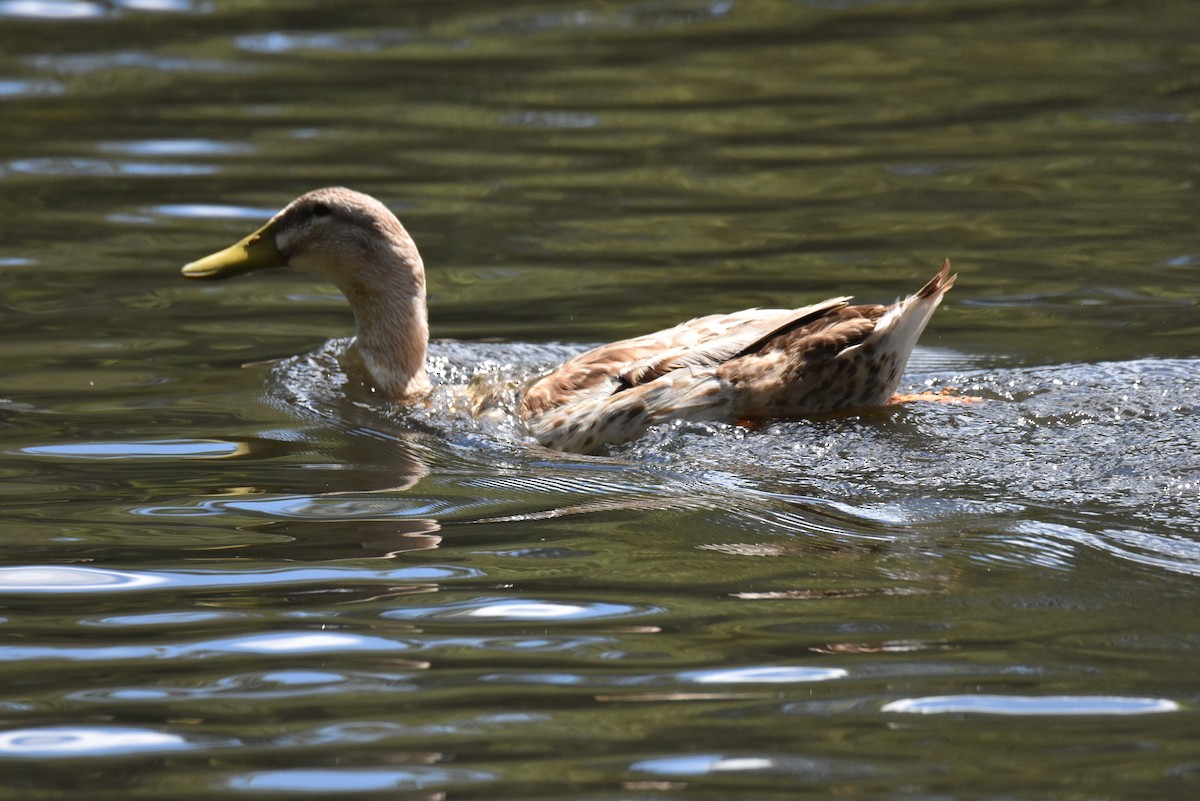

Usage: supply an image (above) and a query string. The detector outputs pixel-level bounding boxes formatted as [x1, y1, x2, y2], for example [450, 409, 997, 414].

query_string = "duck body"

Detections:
[522, 264, 954, 452]
[182, 187, 955, 454]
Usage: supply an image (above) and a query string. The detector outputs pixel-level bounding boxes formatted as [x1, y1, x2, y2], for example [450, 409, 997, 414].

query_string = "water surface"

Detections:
[1, 0, 1198, 798]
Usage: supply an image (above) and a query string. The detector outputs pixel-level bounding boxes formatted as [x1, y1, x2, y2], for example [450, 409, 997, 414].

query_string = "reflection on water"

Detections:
[1, 0, 1199, 798]
[0, 726, 197, 758]
[882, 695, 1181, 716]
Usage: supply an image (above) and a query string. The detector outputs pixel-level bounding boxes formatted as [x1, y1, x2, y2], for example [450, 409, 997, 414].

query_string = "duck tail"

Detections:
[866, 258, 956, 364]
[913, 257, 956, 302]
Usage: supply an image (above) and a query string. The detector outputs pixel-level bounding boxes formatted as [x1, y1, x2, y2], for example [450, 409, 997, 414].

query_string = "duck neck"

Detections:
[337, 251, 431, 399]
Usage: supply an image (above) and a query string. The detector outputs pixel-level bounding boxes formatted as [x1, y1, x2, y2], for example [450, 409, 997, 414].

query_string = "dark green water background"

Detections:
[1, 1, 1198, 798]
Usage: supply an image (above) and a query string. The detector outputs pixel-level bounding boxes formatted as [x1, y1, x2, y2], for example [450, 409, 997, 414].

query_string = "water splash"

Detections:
[261, 340, 1200, 577]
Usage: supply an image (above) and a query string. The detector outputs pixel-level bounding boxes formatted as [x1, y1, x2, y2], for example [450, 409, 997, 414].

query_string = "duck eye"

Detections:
[311, 202, 332, 218]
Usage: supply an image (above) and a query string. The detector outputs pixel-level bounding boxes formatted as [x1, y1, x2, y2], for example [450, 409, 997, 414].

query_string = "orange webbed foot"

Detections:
[889, 388, 983, 405]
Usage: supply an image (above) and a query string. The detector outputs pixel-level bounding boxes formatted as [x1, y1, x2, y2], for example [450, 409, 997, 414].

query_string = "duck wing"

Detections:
[616, 296, 853, 388]
[522, 296, 851, 417]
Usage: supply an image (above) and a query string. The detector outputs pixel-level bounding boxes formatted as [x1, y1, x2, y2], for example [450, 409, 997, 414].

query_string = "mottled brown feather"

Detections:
[522, 260, 955, 452]
[183, 186, 955, 455]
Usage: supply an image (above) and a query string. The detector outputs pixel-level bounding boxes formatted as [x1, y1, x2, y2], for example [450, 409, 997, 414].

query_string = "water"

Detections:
[2, 0, 1199, 798]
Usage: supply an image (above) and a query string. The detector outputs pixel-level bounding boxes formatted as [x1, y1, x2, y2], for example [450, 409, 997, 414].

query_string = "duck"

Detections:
[182, 187, 956, 453]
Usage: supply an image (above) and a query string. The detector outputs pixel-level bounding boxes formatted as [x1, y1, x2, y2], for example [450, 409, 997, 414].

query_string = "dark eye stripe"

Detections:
[311, 202, 332, 217]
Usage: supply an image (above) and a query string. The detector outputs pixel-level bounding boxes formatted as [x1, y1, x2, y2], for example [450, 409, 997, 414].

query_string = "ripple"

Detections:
[18, 438, 249, 460]
[0, 0, 197, 14]
[83, 610, 235, 627]
[882, 695, 1181, 716]
[631, 752, 874, 779]
[885, 162, 974, 176]
[27, 51, 240, 74]
[136, 494, 448, 521]
[0, 0, 104, 19]
[67, 670, 421, 704]
[152, 202, 278, 219]
[1015, 521, 1200, 577]
[226, 767, 493, 793]
[0, 566, 165, 592]
[7, 158, 216, 177]
[0, 78, 65, 98]
[634, 358, 1200, 550]
[633, 754, 774, 776]
[275, 722, 432, 748]
[222, 632, 383, 654]
[679, 665, 848, 684]
[117, 0, 201, 11]
[0, 726, 194, 758]
[257, 670, 350, 686]
[1095, 110, 1189, 125]
[0, 564, 477, 594]
[0, 631, 414, 663]
[98, 139, 253, 156]
[480, 0, 732, 35]
[383, 597, 651, 623]
[502, 110, 600, 129]
[234, 29, 459, 55]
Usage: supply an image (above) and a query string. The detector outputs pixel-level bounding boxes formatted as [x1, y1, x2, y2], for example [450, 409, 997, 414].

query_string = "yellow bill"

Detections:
[181, 218, 284, 280]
